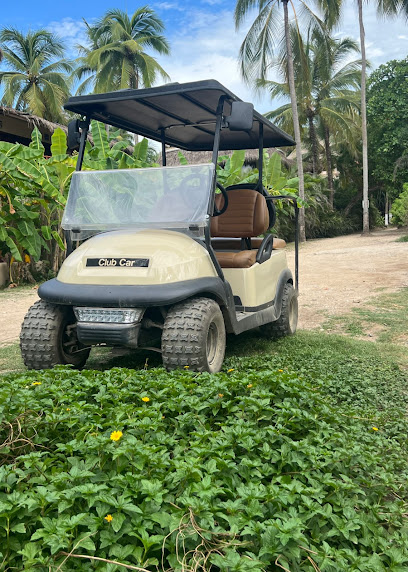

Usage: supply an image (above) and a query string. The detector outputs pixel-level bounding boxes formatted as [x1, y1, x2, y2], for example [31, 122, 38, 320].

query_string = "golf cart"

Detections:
[20, 80, 299, 373]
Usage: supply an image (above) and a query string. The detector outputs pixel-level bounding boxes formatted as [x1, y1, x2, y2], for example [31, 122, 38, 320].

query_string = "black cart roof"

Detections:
[64, 79, 295, 151]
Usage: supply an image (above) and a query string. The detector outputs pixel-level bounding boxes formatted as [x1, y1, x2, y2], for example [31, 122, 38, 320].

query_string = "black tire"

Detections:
[162, 297, 226, 373]
[20, 300, 90, 370]
[260, 282, 298, 339]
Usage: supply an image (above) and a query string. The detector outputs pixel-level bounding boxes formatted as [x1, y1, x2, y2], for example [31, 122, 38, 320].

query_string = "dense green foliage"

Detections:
[367, 58, 408, 198]
[1, 333, 408, 571]
[391, 184, 408, 227]
[0, 124, 156, 271]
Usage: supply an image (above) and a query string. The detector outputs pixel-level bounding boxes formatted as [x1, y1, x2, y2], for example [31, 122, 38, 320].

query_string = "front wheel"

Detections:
[20, 300, 90, 370]
[162, 297, 226, 373]
[260, 282, 298, 339]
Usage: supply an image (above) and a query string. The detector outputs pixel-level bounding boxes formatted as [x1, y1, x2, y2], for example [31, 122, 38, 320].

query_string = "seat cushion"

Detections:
[215, 250, 257, 269]
[212, 237, 287, 250]
[211, 189, 269, 237]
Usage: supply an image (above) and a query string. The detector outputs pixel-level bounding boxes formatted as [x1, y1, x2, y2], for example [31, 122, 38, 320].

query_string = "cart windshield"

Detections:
[62, 164, 215, 239]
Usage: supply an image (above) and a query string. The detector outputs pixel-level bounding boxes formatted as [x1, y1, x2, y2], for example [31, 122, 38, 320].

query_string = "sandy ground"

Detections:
[287, 227, 408, 329]
[0, 227, 407, 346]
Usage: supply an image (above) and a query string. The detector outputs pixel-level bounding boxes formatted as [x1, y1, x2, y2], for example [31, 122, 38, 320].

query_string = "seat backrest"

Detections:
[211, 188, 269, 238]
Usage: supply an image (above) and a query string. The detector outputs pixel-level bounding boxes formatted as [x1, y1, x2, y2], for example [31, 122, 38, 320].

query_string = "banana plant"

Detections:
[83, 120, 157, 170]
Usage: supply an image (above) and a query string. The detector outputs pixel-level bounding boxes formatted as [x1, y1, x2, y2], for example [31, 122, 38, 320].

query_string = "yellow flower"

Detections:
[247, 384, 253, 388]
[141, 396, 150, 402]
[227, 368, 234, 373]
[24, 254, 31, 264]
[110, 430, 123, 442]
[104, 514, 113, 522]
[32, 382, 42, 386]
[218, 393, 224, 398]
[278, 369, 283, 373]
[66, 408, 70, 411]
[184, 365, 189, 369]
[372, 427, 379, 431]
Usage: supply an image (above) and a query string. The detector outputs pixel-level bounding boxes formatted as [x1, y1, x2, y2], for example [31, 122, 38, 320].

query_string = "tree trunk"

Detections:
[283, 0, 306, 242]
[324, 125, 335, 208]
[308, 114, 319, 176]
[358, 0, 370, 234]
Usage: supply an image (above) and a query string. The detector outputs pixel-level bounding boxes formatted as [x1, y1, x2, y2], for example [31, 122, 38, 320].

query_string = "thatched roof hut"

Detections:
[161, 147, 293, 168]
[0, 106, 66, 153]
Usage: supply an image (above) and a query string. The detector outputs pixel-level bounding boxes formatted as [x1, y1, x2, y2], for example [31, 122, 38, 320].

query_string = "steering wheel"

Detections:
[213, 182, 229, 216]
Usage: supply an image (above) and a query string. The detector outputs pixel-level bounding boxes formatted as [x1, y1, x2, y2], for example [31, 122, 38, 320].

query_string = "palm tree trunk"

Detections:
[308, 114, 319, 176]
[283, 0, 306, 242]
[358, 0, 370, 234]
[324, 125, 334, 208]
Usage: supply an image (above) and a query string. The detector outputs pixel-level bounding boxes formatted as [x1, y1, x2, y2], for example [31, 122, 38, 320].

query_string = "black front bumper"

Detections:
[38, 277, 229, 308]
[77, 322, 141, 348]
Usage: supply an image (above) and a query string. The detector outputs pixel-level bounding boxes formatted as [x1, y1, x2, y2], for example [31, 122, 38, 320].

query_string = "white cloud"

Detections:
[153, 2, 183, 11]
[47, 17, 89, 58]
[156, 8, 281, 114]
[336, 0, 408, 67]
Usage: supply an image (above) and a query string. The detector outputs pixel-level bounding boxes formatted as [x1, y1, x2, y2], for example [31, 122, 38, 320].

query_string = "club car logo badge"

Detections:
[86, 258, 149, 268]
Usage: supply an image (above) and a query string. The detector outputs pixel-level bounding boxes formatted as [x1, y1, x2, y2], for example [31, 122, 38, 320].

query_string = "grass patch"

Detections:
[395, 234, 408, 242]
[323, 288, 408, 367]
[1, 330, 408, 570]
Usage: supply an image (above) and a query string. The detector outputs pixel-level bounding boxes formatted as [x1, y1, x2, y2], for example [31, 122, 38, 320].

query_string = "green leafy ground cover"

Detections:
[1, 331, 408, 571]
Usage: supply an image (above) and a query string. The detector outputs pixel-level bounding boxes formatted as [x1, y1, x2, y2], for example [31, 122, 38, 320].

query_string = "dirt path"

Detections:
[0, 227, 407, 346]
[287, 227, 408, 329]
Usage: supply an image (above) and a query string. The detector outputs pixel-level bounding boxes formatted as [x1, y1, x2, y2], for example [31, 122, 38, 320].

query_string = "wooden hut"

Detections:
[0, 106, 66, 154]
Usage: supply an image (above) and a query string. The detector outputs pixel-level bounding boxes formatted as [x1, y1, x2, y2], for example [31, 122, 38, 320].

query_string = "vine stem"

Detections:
[60, 553, 151, 571]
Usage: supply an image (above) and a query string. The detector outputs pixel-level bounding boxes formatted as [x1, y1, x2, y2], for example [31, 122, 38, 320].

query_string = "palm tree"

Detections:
[235, 0, 340, 241]
[0, 28, 72, 123]
[324, 0, 401, 232]
[261, 29, 361, 206]
[75, 7, 170, 94]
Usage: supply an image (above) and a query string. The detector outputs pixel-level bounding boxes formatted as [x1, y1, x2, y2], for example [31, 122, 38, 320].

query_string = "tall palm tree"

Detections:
[324, 0, 401, 232]
[235, 0, 340, 241]
[261, 29, 361, 206]
[0, 28, 72, 123]
[75, 7, 170, 94]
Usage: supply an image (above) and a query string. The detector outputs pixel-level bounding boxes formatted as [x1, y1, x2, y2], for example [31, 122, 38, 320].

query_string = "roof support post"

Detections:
[258, 122, 264, 190]
[161, 129, 166, 166]
[211, 95, 228, 165]
[76, 116, 90, 172]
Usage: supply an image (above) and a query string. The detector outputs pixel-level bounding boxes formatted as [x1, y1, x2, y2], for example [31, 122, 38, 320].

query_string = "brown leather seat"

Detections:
[210, 189, 285, 268]
[212, 237, 287, 251]
[215, 250, 257, 269]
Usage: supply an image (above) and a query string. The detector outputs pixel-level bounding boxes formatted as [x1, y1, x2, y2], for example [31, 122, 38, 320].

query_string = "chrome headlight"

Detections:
[74, 307, 143, 324]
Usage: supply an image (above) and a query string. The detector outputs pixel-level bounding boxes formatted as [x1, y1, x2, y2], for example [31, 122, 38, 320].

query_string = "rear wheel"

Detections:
[260, 282, 298, 339]
[162, 297, 226, 373]
[20, 300, 90, 370]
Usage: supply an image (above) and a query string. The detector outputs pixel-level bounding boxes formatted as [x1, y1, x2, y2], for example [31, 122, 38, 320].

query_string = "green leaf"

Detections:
[41, 226, 52, 241]
[264, 152, 281, 189]
[111, 513, 126, 533]
[5, 236, 22, 261]
[134, 138, 148, 162]
[51, 128, 67, 156]
[51, 231, 66, 251]
[11, 523, 26, 533]
[30, 127, 45, 153]
[91, 120, 110, 159]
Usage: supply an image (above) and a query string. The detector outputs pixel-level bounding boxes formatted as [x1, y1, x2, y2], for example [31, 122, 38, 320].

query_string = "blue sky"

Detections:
[2, 0, 408, 114]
